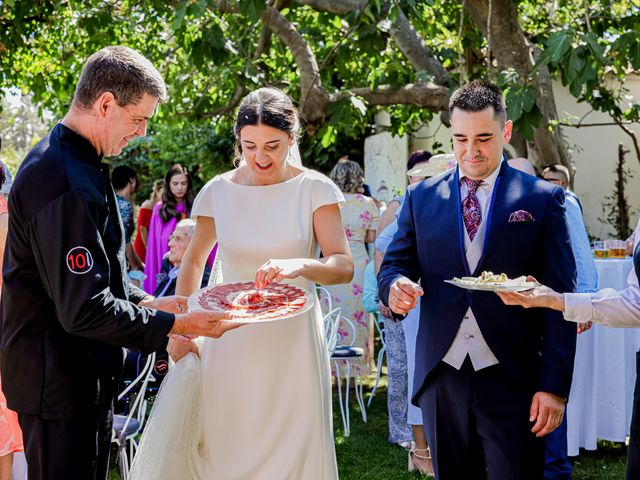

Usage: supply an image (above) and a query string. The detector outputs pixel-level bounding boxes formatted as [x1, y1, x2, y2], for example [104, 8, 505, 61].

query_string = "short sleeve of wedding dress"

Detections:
[306, 170, 346, 211]
[191, 176, 219, 219]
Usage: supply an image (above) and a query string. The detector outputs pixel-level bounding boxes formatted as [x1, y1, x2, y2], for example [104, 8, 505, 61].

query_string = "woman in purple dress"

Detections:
[143, 164, 194, 293]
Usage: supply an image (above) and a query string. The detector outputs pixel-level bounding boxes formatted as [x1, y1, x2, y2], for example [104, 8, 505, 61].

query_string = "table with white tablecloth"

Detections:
[567, 257, 638, 456]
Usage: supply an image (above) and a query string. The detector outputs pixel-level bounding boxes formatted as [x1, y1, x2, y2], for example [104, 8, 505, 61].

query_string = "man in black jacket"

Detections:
[0, 46, 239, 480]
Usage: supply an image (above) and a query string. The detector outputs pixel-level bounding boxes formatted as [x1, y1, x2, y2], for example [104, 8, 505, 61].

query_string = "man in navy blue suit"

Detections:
[378, 80, 577, 479]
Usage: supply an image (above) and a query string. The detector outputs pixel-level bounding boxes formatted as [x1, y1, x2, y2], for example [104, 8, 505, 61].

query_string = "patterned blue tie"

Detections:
[634, 241, 639, 280]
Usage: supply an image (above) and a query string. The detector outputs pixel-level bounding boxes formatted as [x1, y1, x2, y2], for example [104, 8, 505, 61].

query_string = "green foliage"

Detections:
[0, 91, 53, 174]
[115, 118, 235, 201]
[532, 4, 640, 125]
[2, 0, 639, 177]
[504, 85, 541, 139]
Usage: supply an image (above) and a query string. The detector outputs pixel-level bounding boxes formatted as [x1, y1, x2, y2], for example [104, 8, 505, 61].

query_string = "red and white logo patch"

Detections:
[66, 247, 94, 275]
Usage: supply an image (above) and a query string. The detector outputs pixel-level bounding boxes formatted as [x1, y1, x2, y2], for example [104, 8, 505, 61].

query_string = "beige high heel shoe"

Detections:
[408, 446, 434, 477]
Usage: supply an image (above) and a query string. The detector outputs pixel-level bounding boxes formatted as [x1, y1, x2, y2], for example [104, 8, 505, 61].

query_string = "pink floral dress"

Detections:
[325, 193, 379, 376]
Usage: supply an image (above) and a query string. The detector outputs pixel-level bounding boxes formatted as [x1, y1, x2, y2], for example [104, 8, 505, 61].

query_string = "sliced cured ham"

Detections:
[193, 281, 309, 321]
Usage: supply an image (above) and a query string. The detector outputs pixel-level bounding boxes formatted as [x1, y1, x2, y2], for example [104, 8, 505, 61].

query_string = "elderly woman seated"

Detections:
[120, 219, 212, 397]
[154, 219, 211, 298]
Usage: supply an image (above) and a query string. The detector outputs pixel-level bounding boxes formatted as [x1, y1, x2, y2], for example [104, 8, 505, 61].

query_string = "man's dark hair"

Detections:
[543, 164, 570, 184]
[73, 46, 167, 109]
[0, 163, 6, 191]
[111, 165, 137, 191]
[407, 150, 432, 171]
[448, 80, 507, 125]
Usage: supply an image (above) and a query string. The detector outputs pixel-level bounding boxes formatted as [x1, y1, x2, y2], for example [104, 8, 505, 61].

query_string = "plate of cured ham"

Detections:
[188, 281, 315, 322]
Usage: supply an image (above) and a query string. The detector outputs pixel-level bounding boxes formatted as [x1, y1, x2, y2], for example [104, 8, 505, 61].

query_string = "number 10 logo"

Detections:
[66, 247, 94, 275]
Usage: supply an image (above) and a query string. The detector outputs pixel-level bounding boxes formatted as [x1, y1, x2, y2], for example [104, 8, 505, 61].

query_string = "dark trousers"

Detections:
[626, 350, 640, 480]
[544, 413, 571, 479]
[417, 359, 546, 480]
[19, 405, 113, 480]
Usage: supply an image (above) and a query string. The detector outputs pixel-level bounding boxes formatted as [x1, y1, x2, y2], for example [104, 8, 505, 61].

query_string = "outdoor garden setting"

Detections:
[1, 1, 640, 479]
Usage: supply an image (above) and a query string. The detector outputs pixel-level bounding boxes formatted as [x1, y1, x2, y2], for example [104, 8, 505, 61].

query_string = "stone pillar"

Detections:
[364, 131, 408, 204]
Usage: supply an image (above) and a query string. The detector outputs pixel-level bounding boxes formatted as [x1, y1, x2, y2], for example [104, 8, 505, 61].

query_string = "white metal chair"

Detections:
[317, 286, 333, 314]
[323, 307, 342, 356]
[318, 286, 368, 436]
[112, 351, 156, 480]
[368, 311, 386, 407]
[331, 315, 367, 437]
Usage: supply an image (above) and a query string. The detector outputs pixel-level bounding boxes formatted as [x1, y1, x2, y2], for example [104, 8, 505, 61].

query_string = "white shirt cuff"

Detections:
[563, 293, 593, 323]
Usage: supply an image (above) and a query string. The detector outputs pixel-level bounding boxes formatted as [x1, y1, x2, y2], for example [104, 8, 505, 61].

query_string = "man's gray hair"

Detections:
[176, 219, 196, 238]
[73, 46, 167, 109]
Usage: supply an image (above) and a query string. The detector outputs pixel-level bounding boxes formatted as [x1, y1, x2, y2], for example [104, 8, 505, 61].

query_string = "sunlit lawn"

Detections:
[109, 369, 627, 479]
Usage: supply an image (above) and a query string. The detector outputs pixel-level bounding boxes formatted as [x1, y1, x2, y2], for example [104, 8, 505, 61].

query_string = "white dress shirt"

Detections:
[563, 219, 640, 327]
[442, 164, 502, 371]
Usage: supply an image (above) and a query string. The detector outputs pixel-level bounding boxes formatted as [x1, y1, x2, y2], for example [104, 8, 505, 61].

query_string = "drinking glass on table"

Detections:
[593, 241, 609, 259]
[609, 240, 627, 259]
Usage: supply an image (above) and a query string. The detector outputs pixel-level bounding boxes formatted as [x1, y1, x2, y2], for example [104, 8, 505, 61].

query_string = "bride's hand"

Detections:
[167, 336, 199, 362]
[255, 258, 308, 288]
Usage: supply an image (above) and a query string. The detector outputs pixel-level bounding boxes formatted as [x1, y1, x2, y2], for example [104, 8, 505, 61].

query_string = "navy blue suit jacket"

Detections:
[378, 161, 577, 402]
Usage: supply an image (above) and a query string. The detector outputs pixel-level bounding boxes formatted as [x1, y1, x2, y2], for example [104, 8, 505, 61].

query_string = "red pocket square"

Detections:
[508, 210, 535, 223]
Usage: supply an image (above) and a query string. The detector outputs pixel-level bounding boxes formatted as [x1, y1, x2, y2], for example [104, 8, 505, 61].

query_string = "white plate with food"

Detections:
[444, 271, 538, 292]
[188, 281, 315, 323]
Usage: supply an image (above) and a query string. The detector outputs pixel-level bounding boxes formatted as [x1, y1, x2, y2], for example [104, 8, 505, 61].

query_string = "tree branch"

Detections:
[214, 1, 240, 13]
[261, 6, 330, 122]
[615, 119, 640, 169]
[193, 85, 245, 118]
[389, 5, 455, 88]
[464, 0, 570, 169]
[294, 0, 366, 14]
[211, 2, 450, 123]
[560, 121, 636, 127]
[333, 83, 449, 110]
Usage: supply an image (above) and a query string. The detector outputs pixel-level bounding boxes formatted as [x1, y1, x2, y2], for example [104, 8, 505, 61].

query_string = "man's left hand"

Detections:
[139, 295, 189, 314]
[378, 301, 393, 319]
[577, 321, 592, 334]
[529, 391, 565, 437]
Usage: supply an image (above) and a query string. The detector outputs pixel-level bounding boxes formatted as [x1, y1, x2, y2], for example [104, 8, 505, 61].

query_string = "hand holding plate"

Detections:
[495, 276, 565, 311]
[171, 310, 244, 338]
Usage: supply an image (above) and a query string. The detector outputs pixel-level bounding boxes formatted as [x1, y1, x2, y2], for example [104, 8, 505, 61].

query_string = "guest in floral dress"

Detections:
[0, 168, 23, 479]
[326, 158, 379, 375]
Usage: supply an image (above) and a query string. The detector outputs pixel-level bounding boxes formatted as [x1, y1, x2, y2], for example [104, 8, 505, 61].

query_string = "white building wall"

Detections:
[553, 76, 640, 239]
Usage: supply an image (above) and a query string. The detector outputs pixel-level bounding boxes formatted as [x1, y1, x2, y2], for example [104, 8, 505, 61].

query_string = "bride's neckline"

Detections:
[221, 168, 308, 187]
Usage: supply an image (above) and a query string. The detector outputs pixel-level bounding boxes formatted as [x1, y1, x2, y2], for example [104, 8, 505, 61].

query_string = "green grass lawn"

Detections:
[334, 373, 627, 479]
[109, 371, 627, 479]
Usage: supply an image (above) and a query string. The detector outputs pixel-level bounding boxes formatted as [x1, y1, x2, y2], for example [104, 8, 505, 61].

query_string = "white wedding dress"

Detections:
[131, 168, 342, 480]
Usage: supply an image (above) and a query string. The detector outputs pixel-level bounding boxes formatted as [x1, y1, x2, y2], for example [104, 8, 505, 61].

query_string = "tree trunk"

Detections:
[616, 143, 631, 239]
[464, 0, 570, 169]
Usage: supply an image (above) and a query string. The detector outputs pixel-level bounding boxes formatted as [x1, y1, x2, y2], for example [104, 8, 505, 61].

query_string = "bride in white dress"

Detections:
[131, 87, 352, 479]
